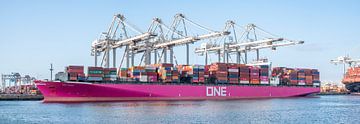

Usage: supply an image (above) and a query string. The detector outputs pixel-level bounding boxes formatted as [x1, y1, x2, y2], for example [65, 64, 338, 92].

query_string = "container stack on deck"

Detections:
[142, 65, 158, 82]
[103, 68, 117, 81]
[272, 67, 320, 86]
[66, 66, 85, 81]
[204, 65, 210, 83]
[304, 69, 312, 85]
[239, 65, 250, 84]
[312, 69, 320, 85]
[118, 68, 128, 81]
[158, 63, 173, 83]
[130, 66, 144, 81]
[228, 64, 239, 84]
[177, 65, 191, 83]
[297, 69, 306, 85]
[192, 65, 205, 83]
[172, 67, 180, 83]
[63, 63, 320, 86]
[87, 67, 103, 81]
[259, 65, 269, 84]
[249, 66, 260, 84]
[288, 69, 298, 85]
[209, 63, 228, 84]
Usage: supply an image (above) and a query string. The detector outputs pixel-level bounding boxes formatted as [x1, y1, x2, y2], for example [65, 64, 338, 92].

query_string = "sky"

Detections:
[0, 0, 359, 84]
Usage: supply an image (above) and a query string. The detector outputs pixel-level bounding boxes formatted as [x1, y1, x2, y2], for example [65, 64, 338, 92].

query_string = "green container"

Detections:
[88, 70, 103, 74]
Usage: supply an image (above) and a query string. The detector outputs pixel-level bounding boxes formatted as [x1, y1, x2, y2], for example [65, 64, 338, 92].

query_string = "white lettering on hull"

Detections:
[206, 86, 227, 96]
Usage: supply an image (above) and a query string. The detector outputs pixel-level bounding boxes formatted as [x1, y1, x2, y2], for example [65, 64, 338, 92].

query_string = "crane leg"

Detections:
[237, 51, 241, 64]
[218, 50, 221, 62]
[113, 48, 116, 68]
[256, 49, 259, 61]
[186, 44, 189, 65]
[131, 49, 135, 67]
[164, 48, 167, 63]
[245, 51, 248, 64]
[154, 50, 157, 64]
[126, 46, 129, 68]
[94, 50, 98, 67]
[170, 47, 174, 64]
[205, 51, 208, 65]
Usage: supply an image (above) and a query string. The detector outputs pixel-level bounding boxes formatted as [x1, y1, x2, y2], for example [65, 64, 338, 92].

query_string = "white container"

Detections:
[228, 69, 239, 72]
[298, 82, 306, 85]
[240, 81, 250, 84]
[140, 76, 148, 82]
[313, 83, 320, 86]
[260, 81, 269, 84]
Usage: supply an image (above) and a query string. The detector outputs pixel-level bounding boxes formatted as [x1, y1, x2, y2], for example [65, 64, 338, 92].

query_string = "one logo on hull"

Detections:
[206, 86, 227, 96]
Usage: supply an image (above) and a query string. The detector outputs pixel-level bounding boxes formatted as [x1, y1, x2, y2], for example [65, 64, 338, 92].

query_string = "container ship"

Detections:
[35, 13, 320, 102]
[35, 63, 320, 102]
[342, 67, 360, 92]
[331, 56, 360, 93]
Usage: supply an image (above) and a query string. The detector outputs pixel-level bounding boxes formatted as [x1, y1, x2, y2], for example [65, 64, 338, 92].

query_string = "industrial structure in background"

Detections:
[320, 82, 348, 94]
[331, 56, 360, 92]
[91, 13, 304, 69]
[1, 73, 38, 94]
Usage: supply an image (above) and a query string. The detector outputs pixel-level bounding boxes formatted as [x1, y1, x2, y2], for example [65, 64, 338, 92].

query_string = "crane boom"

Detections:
[194, 38, 284, 53]
[227, 40, 304, 52]
[112, 32, 156, 48]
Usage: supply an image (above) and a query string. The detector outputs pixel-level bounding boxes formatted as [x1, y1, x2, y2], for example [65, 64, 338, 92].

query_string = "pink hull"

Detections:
[35, 81, 320, 102]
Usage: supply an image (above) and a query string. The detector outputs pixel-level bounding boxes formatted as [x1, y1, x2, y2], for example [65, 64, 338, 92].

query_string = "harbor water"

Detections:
[1, 95, 359, 124]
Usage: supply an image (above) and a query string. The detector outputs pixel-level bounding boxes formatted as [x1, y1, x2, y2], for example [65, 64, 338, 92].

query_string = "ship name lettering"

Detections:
[206, 87, 227, 96]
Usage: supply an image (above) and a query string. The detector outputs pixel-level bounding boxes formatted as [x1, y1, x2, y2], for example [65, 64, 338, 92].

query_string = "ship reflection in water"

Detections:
[1, 95, 360, 123]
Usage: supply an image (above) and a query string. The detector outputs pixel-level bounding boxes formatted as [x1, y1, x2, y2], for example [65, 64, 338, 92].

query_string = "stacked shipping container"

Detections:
[209, 63, 228, 83]
[158, 63, 173, 83]
[259, 65, 269, 84]
[103, 68, 117, 81]
[297, 69, 306, 85]
[239, 65, 250, 84]
[228, 64, 239, 84]
[249, 66, 260, 84]
[192, 65, 205, 83]
[177, 65, 192, 83]
[272, 67, 320, 86]
[141, 65, 158, 82]
[129, 66, 144, 81]
[87, 67, 103, 81]
[118, 68, 128, 81]
[312, 69, 320, 85]
[64, 63, 320, 86]
[66, 66, 85, 81]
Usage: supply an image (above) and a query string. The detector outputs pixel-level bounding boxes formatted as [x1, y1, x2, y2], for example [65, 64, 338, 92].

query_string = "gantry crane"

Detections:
[195, 21, 304, 64]
[91, 14, 157, 68]
[134, 13, 230, 65]
[331, 56, 360, 76]
[93, 13, 304, 69]
[93, 13, 229, 68]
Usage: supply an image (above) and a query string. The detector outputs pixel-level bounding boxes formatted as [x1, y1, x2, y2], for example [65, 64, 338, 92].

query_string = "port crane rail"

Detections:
[195, 21, 304, 64]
